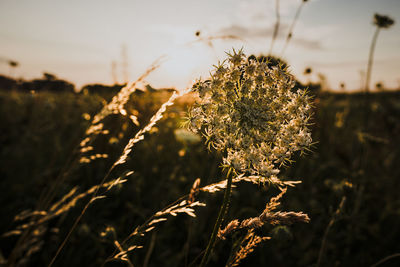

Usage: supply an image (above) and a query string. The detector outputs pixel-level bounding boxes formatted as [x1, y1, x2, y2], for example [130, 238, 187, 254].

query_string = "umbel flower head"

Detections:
[187, 48, 312, 178]
[373, 13, 395, 29]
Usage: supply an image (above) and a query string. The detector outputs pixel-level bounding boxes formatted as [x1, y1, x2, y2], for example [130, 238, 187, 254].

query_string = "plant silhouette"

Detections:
[365, 13, 395, 93]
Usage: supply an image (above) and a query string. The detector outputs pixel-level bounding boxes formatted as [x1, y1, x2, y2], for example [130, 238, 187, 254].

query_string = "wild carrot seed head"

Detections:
[187, 48, 312, 178]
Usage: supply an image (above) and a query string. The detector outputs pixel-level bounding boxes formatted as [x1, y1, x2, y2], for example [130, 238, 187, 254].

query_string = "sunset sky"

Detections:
[0, 0, 399, 91]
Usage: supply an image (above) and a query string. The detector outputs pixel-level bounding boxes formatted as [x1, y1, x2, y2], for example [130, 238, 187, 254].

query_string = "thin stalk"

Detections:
[371, 253, 400, 267]
[365, 27, 380, 93]
[48, 167, 114, 267]
[103, 184, 191, 266]
[269, 0, 280, 55]
[7, 117, 87, 266]
[143, 232, 157, 267]
[280, 1, 305, 56]
[48, 80, 176, 267]
[316, 196, 346, 267]
[199, 169, 234, 267]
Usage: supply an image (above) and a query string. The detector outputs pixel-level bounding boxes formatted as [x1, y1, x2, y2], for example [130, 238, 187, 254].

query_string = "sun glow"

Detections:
[158, 45, 212, 90]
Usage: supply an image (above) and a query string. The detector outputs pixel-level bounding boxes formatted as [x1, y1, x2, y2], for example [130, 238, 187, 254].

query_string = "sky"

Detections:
[0, 0, 399, 91]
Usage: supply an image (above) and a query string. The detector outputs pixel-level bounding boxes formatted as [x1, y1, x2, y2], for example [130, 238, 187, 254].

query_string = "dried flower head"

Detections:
[187, 48, 312, 178]
[373, 13, 395, 29]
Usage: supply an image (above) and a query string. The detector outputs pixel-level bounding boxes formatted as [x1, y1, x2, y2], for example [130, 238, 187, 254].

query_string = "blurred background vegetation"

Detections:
[0, 71, 400, 266]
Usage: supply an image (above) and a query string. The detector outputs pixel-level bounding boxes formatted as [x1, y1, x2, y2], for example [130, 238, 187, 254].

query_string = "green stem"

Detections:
[199, 169, 233, 267]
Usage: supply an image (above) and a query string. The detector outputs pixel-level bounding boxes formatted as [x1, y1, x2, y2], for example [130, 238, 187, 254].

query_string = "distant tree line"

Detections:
[0, 62, 321, 95]
[0, 73, 126, 94]
[0, 73, 75, 93]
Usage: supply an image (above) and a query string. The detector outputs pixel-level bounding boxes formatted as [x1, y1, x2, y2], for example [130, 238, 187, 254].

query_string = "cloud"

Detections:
[217, 24, 323, 50]
[236, 0, 303, 22]
[293, 38, 323, 50]
[219, 25, 264, 38]
[217, 24, 285, 39]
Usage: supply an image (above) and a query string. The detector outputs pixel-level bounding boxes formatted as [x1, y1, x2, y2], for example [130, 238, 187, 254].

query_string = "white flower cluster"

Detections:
[187, 49, 312, 178]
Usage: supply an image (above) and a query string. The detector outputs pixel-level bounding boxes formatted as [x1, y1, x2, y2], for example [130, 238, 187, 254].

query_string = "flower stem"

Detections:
[199, 169, 233, 267]
[365, 27, 380, 93]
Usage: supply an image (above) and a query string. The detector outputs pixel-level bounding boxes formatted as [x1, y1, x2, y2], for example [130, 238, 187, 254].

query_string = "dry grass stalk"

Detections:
[280, 0, 309, 56]
[3, 178, 127, 266]
[227, 229, 270, 267]
[104, 182, 205, 264]
[188, 178, 201, 204]
[316, 196, 346, 267]
[4, 178, 128, 239]
[6, 61, 165, 266]
[200, 174, 243, 193]
[79, 59, 162, 165]
[269, 0, 280, 55]
[217, 220, 240, 240]
[371, 253, 400, 267]
[113, 90, 180, 167]
[221, 188, 308, 266]
[14, 210, 48, 222]
[251, 211, 310, 227]
[200, 174, 300, 194]
[50, 87, 189, 266]
[265, 186, 287, 211]
[36, 60, 161, 214]
[113, 240, 137, 267]
[79, 153, 108, 164]
[154, 200, 205, 218]
[218, 188, 310, 240]
[91, 59, 161, 125]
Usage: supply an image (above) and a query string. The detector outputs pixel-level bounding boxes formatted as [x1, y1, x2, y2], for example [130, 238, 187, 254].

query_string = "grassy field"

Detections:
[1, 89, 400, 266]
